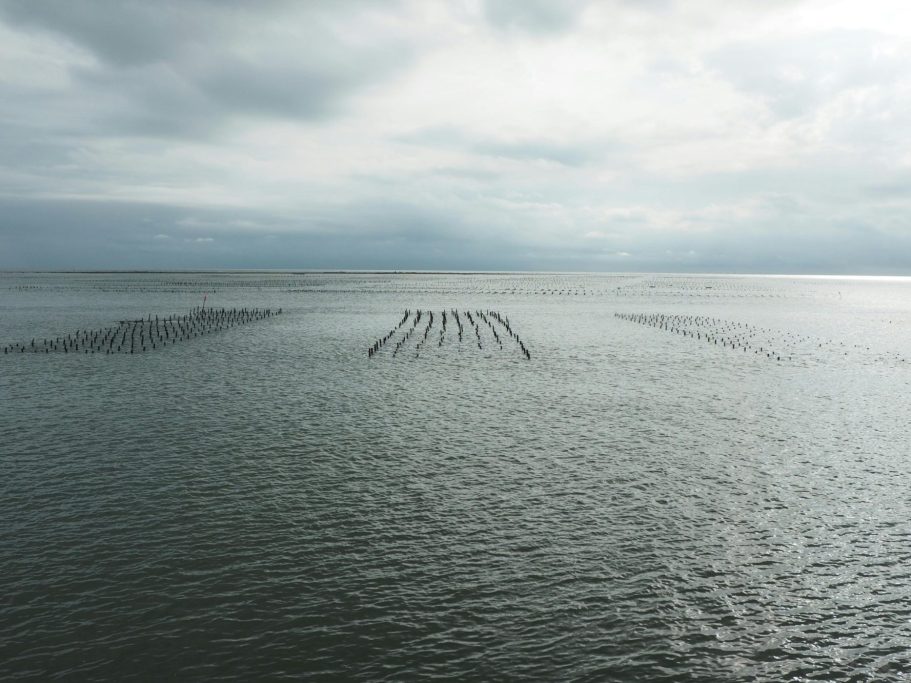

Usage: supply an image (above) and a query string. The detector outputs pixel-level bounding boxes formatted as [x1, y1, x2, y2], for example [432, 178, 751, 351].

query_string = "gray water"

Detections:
[1, 272, 910, 681]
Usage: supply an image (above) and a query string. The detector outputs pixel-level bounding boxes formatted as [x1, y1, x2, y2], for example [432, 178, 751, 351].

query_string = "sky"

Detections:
[1, 0, 910, 273]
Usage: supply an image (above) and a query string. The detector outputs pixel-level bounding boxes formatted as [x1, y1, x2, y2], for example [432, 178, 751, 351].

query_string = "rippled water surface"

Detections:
[2, 272, 910, 681]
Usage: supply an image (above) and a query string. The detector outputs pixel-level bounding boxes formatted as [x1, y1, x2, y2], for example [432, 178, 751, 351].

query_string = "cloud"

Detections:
[2, 0, 911, 273]
[863, 176, 911, 199]
[0, 0, 415, 137]
[476, 139, 599, 166]
[398, 126, 609, 167]
[707, 29, 910, 119]
[481, 0, 590, 34]
[0, 0, 204, 66]
[0, 196, 532, 271]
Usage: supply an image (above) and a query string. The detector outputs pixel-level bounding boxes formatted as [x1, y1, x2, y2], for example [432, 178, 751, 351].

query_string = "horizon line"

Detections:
[2, 269, 911, 280]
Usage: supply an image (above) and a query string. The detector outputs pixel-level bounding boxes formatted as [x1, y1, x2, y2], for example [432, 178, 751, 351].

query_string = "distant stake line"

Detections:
[614, 312, 907, 365]
[3, 306, 281, 355]
[369, 309, 531, 360]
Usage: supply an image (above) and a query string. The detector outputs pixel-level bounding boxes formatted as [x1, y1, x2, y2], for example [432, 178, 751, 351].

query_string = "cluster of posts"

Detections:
[615, 312, 789, 361]
[3, 306, 280, 355]
[368, 309, 530, 360]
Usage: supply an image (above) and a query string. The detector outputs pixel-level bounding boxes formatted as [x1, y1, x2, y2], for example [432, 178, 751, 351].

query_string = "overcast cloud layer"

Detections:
[1, 0, 910, 272]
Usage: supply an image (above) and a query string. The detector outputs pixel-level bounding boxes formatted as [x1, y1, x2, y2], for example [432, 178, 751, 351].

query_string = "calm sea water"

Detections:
[1, 272, 910, 681]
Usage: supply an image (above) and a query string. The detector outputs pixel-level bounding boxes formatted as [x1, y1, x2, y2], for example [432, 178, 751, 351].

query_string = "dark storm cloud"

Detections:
[0, 0, 215, 66]
[577, 219, 911, 275]
[481, 0, 589, 34]
[194, 55, 383, 122]
[480, 0, 674, 34]
[5, 195, 909, 275]
[676, 221, 911, 274]
[0, 197, 528, 271]
[70, 51, 397, 139]
[620, 0, 674, 10]
[0, 0, 413, 135]
[477, 140, 598, 166]
[862, 177, 911, 199]
[398, 126, 606, 167]
[0, 0, 368, 67]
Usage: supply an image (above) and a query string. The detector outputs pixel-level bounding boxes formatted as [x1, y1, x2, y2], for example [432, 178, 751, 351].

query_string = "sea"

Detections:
[1, 271, 909, 681]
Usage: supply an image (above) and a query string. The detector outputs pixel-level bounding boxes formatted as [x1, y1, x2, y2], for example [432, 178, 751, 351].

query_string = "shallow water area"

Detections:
[2, 272, 910, 681]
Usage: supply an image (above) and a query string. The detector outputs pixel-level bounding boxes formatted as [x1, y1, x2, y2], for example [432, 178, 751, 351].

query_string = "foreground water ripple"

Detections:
[2, 272, 910, 680]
